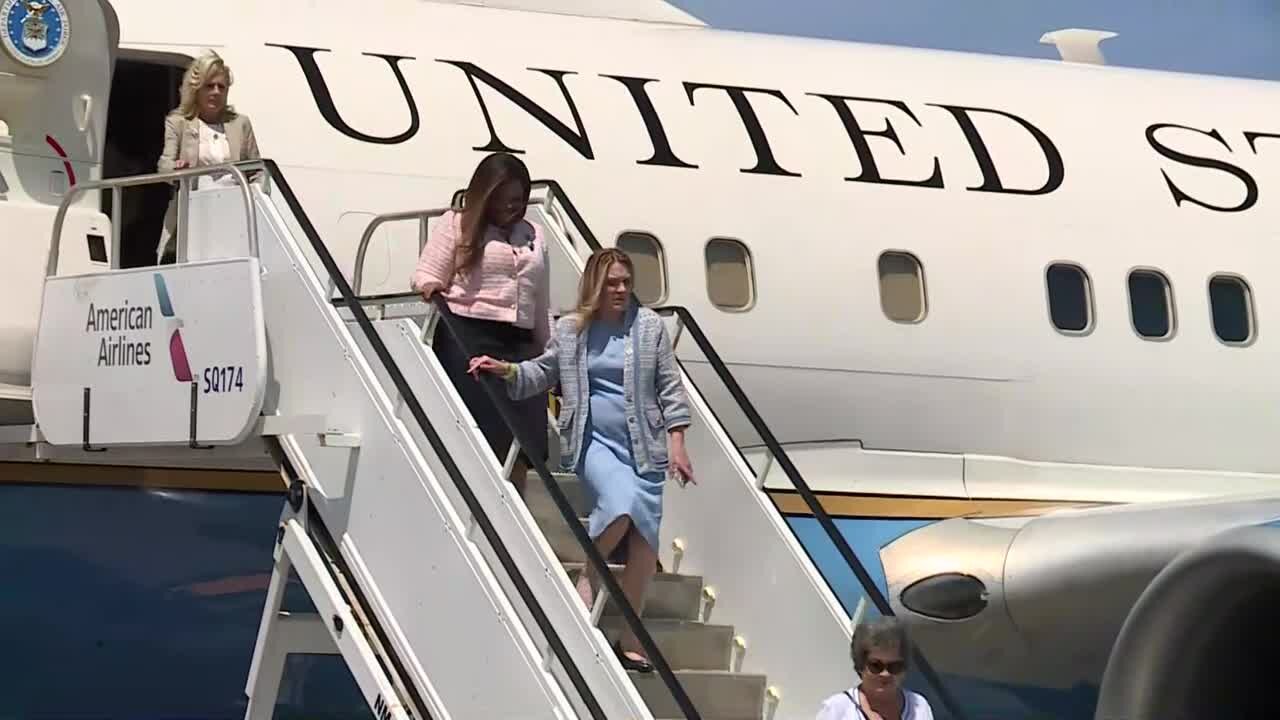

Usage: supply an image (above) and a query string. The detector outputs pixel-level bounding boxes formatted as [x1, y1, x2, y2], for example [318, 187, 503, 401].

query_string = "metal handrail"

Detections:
[47, 161, 261, 276]
[352, 207, 452, 295]
[256, 160, 612, 720]
[353, 181, 584, 297]
[429, 296, 703, 720]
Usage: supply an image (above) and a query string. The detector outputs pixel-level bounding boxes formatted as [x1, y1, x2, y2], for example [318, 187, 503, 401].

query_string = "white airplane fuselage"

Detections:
[5, 1, 1280, 717]
[93, 0, 1280, 497]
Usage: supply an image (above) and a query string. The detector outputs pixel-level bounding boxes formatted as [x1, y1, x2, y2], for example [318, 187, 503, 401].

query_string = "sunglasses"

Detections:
[865, 660, 907, 676]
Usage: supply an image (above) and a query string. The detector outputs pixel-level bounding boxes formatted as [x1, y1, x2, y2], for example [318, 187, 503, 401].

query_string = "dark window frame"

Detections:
[1207, 273, 1256, 347]
[1127, 267, 1177, 341]
[1043, 261, 1096, 336]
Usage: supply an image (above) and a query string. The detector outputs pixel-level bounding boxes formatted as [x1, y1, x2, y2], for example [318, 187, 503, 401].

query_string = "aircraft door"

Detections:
[1, 0, 118, 205]
[0, 0, 118, 387]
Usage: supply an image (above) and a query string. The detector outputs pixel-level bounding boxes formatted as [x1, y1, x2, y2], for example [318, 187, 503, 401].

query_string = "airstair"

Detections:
[19, 160, 970, 720]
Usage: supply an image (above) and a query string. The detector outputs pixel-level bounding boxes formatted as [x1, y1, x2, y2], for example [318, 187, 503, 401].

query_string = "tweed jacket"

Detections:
[507, 305, 691, 474]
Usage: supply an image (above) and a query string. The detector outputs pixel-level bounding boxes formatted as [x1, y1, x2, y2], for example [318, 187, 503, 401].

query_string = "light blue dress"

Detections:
[578, 317, 665, 552]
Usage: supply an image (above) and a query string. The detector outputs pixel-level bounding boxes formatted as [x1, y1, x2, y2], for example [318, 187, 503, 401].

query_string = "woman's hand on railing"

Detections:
[419, 285, 440, 303]
[668, 429, 695, 486]
[468, 355, 512, 380]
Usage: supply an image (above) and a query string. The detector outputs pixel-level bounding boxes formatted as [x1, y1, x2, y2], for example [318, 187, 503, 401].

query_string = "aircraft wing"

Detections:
[424, 0, 706, 26]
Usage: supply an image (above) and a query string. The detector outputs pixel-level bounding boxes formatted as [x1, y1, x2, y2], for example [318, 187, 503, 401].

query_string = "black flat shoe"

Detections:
[613, 641, 654, 674]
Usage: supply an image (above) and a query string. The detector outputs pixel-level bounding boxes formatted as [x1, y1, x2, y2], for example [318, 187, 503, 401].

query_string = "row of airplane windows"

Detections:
[616, 232, 1255, 346]
[1042, 262, 1254, 345]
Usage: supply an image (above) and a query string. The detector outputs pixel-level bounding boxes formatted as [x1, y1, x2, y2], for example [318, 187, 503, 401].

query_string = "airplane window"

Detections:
[878, 251, 926, 323]
[705, 238, 755, 311]
[1128, 269, 1175, 340]
[1209, 275, 1254, 345]
[617, 232, 667, 305]
[1046, 263, 1092, 333]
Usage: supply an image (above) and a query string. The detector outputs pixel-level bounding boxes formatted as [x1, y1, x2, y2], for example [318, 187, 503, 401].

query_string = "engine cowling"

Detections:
[1095, 525, 1280, 720]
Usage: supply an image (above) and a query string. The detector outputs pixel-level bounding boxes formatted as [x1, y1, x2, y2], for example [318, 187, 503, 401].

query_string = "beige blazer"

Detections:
[156, 110, 261, 261]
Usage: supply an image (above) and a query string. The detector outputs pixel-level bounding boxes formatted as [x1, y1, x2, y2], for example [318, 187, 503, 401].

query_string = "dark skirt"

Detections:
[432, 315, 549, 466]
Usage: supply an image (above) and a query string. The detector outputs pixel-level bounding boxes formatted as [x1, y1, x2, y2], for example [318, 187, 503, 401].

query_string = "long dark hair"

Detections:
[455, 152, 531, 272]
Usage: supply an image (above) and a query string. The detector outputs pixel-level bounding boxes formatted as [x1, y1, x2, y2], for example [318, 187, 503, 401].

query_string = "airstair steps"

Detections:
[524, 471, 769, 720]
[630, 670, 768, 720]
[561, 562, 704, 621]
[599, 617, 735, 671]
[524, 471, 592, 521]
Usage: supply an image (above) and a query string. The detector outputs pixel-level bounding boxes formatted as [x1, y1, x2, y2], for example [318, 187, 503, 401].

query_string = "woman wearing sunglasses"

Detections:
[817, 617, 935, 720]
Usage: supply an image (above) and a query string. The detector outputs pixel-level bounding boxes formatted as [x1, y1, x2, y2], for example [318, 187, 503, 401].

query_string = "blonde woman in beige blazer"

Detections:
[156, 50, 261, 263]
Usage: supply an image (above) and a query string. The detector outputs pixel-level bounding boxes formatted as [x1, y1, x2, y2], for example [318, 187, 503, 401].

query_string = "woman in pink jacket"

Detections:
[412, 153, 551, 496]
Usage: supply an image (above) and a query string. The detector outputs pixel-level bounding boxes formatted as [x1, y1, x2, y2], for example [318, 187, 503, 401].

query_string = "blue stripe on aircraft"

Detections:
[783, 515, 930, 610]
[1, 484, 369, 719]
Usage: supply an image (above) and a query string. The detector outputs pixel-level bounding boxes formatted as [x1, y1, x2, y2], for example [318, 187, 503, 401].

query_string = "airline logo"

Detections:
[153, 273, 194, 383]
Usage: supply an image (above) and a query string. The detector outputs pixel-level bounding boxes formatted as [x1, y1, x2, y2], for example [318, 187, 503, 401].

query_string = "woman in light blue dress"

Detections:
[469, 248, 695, 672]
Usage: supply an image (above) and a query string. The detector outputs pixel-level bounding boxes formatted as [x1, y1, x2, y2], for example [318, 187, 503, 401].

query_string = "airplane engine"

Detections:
[1094, 524, 1280, 720]
[878, 496, 1280, 714]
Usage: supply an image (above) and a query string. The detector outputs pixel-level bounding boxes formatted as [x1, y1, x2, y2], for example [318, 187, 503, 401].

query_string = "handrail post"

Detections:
[176, 176, 190, 263]
[47, 199, 73, 276]
[231, 164, 259, 260]
[109, 186, 122, 270]
[352, 209, 452, 296]
[755, 450, 775, 491]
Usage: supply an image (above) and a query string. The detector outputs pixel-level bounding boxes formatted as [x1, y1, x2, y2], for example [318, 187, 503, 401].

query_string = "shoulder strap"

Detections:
[845, 690, 871, 720]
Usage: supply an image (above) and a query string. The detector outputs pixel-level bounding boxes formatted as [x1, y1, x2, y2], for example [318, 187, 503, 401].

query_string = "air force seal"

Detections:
[2, 0, 70, 68]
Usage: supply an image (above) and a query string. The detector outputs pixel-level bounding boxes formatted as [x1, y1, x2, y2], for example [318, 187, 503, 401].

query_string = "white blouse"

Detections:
[195, 118, 233, 189]
[815, 688, 936, 720]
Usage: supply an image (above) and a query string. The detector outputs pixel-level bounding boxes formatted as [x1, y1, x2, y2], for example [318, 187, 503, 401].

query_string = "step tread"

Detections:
[602, 617, 734, 671]
[600, 617, 731, 633]
[561, 561, 700, 584]
[632, 669, 766, 678]
[628, 669, 768, 720]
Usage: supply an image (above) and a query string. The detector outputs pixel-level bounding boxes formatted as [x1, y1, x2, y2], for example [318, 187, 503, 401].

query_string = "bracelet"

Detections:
[504, 362, 518, 380]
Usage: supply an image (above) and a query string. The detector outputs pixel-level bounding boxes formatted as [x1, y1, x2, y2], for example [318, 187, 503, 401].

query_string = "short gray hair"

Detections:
[850, 616, 911, 673]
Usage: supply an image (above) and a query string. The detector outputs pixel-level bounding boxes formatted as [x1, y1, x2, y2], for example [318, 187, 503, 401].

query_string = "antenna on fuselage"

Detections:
[1039, 28, 1118, 65]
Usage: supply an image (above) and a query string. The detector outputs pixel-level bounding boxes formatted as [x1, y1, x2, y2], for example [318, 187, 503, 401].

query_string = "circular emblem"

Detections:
[2, 0, 70, 68]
